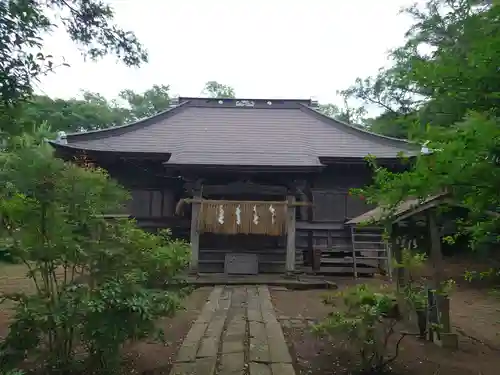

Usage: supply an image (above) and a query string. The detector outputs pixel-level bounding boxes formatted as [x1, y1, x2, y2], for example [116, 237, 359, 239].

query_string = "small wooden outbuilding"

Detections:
[346, 193, 459, 348]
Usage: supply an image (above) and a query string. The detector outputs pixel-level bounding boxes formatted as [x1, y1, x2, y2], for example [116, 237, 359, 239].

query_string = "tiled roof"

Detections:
[55, 98, 417, 167]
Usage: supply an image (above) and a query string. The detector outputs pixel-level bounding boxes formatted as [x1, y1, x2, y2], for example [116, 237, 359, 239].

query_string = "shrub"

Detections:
[0, 133, 189, 374]
[314, 284, 405, 375]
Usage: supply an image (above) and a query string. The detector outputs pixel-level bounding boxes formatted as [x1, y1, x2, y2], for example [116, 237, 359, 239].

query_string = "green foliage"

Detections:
[13, 94, 129, 134]
[203, 81, 236, 98]
[0, 130, 189, 373]
[342, 0, 500, 138]
[314, 284, 403, 374]
[0, 0, 147, 135]
[393, 249, 428, 310]
[119, 84, 172, 121]
[8, 84, 173, 135]
[360, 113, 500, 248]
[317, 101, 367, 125]
[0, 1, 147, 97]
[3, 370, 24, 375]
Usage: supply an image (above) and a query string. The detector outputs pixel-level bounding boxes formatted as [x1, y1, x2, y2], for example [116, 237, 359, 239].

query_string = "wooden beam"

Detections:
[189, 185, 202, 273]
[182, 198, 311, 206]
[286, 195, 297, 273]
[201, 181, 287, 195]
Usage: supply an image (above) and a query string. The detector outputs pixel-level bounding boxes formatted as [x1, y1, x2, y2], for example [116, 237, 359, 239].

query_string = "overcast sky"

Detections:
[38, 0, 419, 108]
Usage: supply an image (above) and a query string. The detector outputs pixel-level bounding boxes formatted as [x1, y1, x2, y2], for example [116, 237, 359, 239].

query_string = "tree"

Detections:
[359, 113, 500, 248]
[0, 0, 148, 134]
[0, 129, 189, 373]
[7, 84, 175, 134]
[318, 103, 342, 118]
[202, 81, 236, 98]
[317, 100, 367, 126]
[14, 93, 129, 133]
[119, 84, 171, 120]
[342, 0, 497, 138]
[353, 2, 500, 248]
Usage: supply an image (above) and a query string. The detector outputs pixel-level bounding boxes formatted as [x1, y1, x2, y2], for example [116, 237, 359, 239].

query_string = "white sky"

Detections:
[38, 0, 418, 108]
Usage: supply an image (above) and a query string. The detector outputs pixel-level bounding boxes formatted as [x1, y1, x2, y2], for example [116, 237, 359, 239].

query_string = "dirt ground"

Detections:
[270, 277, 500, 375]
[0, 263, 212, 375]
[122, 286, 212, 375]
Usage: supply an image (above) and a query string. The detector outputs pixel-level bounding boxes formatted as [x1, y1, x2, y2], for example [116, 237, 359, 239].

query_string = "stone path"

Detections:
[170, 286, 295, 375]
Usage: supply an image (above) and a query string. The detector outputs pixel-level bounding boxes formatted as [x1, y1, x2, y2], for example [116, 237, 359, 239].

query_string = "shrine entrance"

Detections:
[188, 197, 297, 275]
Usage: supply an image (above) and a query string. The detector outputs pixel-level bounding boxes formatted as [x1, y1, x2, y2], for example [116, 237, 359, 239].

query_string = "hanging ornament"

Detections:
[268, 204, 276, 224]
[235, 205, 241, 225]
[253, 205, 259, 225]
[218, 205, 225, 224]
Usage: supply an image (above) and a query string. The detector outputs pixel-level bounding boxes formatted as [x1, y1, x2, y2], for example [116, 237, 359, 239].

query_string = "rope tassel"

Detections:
[198, 200, 287, 235]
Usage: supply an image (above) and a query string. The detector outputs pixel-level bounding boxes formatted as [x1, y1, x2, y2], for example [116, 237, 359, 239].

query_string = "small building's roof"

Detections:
[346, 194, 448, 225]
[51, 97, 418, 167]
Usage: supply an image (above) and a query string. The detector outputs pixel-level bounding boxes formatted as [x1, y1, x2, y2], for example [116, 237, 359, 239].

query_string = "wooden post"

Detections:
[392, 224, 404, 292]
[427, 208, 458, 348]
[428, 209, 444, 288]
[286, 195, 296, 274]
[392, 223, 411, 325]
[189, 187, 202, 273]
[390, 223, 405, 292]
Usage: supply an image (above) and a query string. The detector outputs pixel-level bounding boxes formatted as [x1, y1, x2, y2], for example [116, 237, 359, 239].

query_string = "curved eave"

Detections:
[163, 163, 325, 173]
[318, 156, 415, 166]
[299, 104, 419, 153]
[49, 141, 172, 161]
[63, 100, 191, 142]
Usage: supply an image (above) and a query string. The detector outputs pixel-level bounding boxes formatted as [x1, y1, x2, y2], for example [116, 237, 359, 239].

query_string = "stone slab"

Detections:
[176, 341, 198, 362]
[225, 326, 246, 337]
[197, 336, 219, 358]
[262, 311, 278, 324]
[249, 337, 271, 363]
[250, 362, 272, 375]
[170, 357, 216, 375]
[218, 296, 232, 311]
[222, 340, 245, 354]
[248, 309, 263, 322]
[220, 352, 245, 373]
[171, 285, 295, 374]
[205, 317, 225, 337]
[184, 322, 208, 343]
[249, 321, 267, 340]
[265, 321, 292, 363]
[271, 363, 296, 375]
[268, 339, 292, 364]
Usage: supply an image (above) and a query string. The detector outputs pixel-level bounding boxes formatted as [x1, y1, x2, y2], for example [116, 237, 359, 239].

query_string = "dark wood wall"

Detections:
[127, 189, 176, 218]
[100, 161, 380, 274]
[109, 163, 375, 225]
[310, 164, 375, 222]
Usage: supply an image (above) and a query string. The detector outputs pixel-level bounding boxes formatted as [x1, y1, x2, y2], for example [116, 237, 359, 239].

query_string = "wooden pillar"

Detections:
[427, 208, 457, 348]
[286, 195, 296, 274]
[428, 209, 444, 288]
[391, 223, 404, 292]
[189, 185, 202, 273]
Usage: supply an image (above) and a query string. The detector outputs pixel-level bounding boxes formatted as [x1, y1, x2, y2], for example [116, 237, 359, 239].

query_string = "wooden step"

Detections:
[319, 266, 376, 275]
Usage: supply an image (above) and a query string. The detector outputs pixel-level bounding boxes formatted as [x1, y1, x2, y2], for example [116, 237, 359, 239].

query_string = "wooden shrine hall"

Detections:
[51, 97, 417, 276]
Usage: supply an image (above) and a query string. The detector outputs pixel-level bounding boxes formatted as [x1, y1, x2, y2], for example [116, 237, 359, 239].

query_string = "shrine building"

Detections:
[51, 97, 417, 276]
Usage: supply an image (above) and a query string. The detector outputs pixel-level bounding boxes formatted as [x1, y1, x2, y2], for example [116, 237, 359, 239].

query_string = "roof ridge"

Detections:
[299, 104, 415, 146]
[63, 100, 190, 139]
